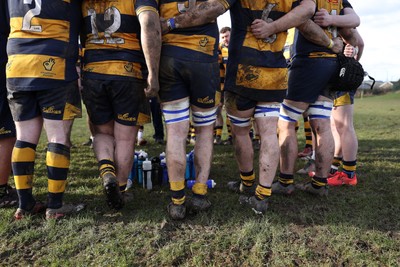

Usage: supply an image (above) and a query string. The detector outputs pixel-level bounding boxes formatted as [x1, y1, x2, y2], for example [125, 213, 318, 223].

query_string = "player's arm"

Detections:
[161, 0, 228, 34]
[340, 27, 364, 60]
[314, 7, 360, 28]
[297, 19, 344, 54]
[251, 0, 316, 39]
[137, 8, 162, 97]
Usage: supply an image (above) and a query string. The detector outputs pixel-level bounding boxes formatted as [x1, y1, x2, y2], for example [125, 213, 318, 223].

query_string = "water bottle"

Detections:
[151, 156, 162, 186]
[185, 153, 191, 180]
[159, 152, 166, 161]
[189, 150, 196, 179]
[142, 159, 152, 190]
[186, 179, 216, 189]
[127, 154, 138, 189]
[137, 156, 145, 185]
[161, 158, 168, 186]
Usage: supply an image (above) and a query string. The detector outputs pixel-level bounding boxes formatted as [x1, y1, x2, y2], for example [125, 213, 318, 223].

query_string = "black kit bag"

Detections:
[332, 53, 365, 91]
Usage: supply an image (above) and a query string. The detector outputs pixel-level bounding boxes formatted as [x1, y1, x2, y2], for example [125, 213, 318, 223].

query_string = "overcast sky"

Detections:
[217, 1, 400, 82]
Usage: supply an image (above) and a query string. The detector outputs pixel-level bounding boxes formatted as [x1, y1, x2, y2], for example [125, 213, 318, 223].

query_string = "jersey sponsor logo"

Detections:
[197, 96, 214, 105]
[43, 58, 56, 71]
[237, 65, 260, 83]
[117, 113, 136, 122]
[328, 0, 339, 3]
[199, 37, 209, 47]
[42, 106, 62, 115]
[0, 127, 12, 135]
[124, 63, 134, 73]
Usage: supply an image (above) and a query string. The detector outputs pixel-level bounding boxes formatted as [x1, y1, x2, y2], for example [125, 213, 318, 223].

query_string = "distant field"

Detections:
[0, 92, 399, 266]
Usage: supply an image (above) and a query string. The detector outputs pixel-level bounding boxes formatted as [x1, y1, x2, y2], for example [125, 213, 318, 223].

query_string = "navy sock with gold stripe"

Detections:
[170, 180, 185, 205]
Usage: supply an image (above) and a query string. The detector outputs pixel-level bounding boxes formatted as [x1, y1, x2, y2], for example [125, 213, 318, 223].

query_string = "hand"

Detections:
[344, 44, 358, 58]
[160, 17, 169, 35]
[314, 8, 333, 27]
[250, 19, 275, 39]
[144, 74, 160, 98]
[331, 37, 344, 54]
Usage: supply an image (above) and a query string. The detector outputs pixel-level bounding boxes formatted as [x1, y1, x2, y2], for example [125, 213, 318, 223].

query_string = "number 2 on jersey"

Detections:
[22, 0, 42, 32]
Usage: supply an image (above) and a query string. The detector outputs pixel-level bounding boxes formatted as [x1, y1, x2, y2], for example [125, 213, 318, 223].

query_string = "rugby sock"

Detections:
[255, 184, 271, 200]
[192, 182, 207, 198]
[170, 180, 185, 205]
[46, 143, 70, 209]
[330, 156, 342, 175]
[189, 125, 196, 140]
[311, 176, 327, 189]
[303, 117, 313, 148]
[240, 170, 255, 187]
[342, 160, 357, 178]
[214, 126, 222, 138]
[278, 173, 294, 187]
[99, 159, 116, 178]
[12, 140, 36, 210]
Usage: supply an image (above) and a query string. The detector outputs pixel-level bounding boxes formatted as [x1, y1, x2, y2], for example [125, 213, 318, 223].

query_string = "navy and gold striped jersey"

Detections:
[218, 43, 228, 89]
[159, 0, 229, 62]
[225, 0, 300, 102]
[1, 0, 9, 78]
[81, 0, 159, 81]
[6, 0, 82, 91]
[292, 0, 352, 58]
[283, 27, 295, 63]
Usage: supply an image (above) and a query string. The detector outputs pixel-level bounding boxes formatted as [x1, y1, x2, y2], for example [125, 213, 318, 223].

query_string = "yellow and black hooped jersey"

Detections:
[6, 0, 82, 91]
[283, 27, 295, 63]
[218, 43, 229, 88]
[159, 0, 229, 63]
[224, 0, 299, 102]
[292, 0, 352, 58]
[1, 0, 10, 87]
[82, 0, 158, 81]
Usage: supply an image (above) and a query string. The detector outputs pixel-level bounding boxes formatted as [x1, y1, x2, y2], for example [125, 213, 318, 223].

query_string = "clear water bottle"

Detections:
[143, 159, 152, 190]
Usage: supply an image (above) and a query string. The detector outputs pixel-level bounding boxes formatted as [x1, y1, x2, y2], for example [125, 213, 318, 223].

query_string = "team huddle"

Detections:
[0, 0, 363, 220]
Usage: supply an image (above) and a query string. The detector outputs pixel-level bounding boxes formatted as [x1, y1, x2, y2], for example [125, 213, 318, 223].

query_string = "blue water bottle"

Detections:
[185, 153, 191, 180]
[127, 154, 138, 189]
[189, 150, 196, 179]
[186, 179, 216, 189]
[161, 158, 168, 186]
[137, 156, 144, 185]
